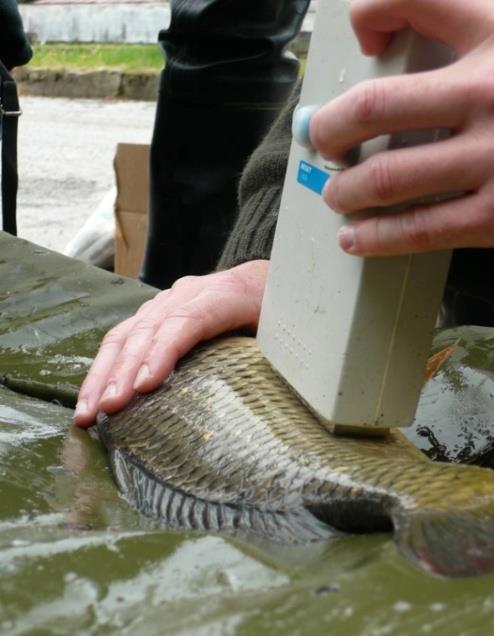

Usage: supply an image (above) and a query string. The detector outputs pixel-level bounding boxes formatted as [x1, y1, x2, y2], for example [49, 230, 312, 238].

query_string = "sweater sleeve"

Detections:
[216, 83, 300, 271]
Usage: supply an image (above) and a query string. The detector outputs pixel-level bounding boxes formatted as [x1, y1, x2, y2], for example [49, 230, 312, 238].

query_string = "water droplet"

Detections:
[394, 600, 412, 612]
[430, 603, 445, 612]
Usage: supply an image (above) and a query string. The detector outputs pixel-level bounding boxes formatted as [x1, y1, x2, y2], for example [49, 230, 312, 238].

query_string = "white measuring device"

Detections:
[257, 0, 453, 434]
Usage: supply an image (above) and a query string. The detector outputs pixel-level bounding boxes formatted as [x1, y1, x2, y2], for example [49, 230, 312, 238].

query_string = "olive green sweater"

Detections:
[217, 86, 298, 271]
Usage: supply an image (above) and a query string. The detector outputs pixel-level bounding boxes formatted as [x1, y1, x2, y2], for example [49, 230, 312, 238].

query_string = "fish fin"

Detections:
[111, 448, 332, 543]
[395, 507, 494, 578]
[424, 341, 459, 385]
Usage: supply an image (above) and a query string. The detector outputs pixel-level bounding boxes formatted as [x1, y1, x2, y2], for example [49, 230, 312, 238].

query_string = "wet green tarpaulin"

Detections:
[0, 232, 155, 405]
[1, 231, 494, 635]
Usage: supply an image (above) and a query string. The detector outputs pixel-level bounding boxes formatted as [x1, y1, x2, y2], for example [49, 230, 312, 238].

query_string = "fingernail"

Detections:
[134, 364, 150, 390]
[338, 225, 355, 252]
[101, 383, 117, 402]
[74, 399, 88, 417]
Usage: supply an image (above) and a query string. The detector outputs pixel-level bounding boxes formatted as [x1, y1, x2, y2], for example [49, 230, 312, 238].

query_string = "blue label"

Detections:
[297, 160, 330, 195]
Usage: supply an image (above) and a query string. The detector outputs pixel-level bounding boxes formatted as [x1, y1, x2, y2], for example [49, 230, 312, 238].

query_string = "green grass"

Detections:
[29, 43, 164, 73]
[27, 43, 306, 76]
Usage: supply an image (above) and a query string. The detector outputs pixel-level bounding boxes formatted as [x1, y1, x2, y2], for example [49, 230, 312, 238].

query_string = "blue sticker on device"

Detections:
[297, 160, 330, 195]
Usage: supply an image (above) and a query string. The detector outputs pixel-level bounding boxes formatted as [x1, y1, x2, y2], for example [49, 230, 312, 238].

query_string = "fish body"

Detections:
[98, 337, 494, 578]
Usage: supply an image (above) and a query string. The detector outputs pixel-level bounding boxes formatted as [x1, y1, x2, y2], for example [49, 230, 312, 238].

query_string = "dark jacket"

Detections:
[0, 0, 32, 69]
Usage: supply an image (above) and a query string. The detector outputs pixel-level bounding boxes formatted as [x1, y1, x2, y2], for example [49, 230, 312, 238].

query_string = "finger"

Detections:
[337, 191, 494, 256]
[134, 270, 265, 393]
[96, 282, 208, 413]
[350, 0, 494, 56]
[350, 2, 404, 57]
[73, 315, 137, 427]
[323, 134, 487, 213]
[310, 68, 464, 160]
[74, 291, 171, 426]
[94, 292, 174, 413]
[96, 321, 163, 414]
[133, 301, 218, 393]
[89, 261, 268, 415]
[136, 298, 156, 314]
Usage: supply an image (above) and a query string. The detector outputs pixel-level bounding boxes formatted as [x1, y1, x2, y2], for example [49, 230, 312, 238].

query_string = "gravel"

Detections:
[16, 96, 156, 253]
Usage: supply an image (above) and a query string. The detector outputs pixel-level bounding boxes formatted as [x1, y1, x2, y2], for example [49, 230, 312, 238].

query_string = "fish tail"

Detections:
[394, 505, 494, 578]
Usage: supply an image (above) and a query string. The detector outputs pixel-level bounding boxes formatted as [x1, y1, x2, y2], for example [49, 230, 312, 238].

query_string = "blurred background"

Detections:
[13, 0, 316, 256]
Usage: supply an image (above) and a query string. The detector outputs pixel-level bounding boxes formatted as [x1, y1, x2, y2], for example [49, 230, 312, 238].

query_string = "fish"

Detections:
[97, 336, 494, 578]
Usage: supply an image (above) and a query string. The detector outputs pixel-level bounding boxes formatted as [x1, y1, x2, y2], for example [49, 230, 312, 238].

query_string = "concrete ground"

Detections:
[16, 96, 156, 252]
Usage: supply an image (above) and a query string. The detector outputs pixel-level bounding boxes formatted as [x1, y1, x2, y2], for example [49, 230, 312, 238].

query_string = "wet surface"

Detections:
[1, 232, 494, 634]
[405, 327, 494, 465]
[2, 398, 494, 636]
[0, 233, 154, 405]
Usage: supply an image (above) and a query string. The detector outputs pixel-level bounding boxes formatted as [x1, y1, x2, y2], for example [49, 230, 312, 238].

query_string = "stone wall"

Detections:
[15, 67, 160, 101]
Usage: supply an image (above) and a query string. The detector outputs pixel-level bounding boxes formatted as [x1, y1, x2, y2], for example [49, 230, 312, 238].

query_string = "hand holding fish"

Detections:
[311, 0, 494, 256]
[73, 260, 269, 427]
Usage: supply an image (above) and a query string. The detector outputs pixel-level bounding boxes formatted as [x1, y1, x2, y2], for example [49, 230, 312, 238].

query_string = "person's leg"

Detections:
[141, 0, 310, 288]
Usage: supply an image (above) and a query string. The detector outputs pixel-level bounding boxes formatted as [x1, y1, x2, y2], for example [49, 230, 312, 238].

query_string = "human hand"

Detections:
[73, 260, 269, 427]
[310, 0, 494, 256]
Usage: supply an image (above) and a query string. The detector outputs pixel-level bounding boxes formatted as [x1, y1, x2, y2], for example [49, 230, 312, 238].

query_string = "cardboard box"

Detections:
[114, 143, 150, 278]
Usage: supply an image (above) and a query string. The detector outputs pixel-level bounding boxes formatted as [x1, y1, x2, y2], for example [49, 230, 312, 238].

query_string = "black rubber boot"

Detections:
[140, 0, 310, 289]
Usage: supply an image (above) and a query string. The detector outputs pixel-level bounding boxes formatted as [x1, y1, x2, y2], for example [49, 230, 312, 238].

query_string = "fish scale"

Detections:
[99, 336, 494, 578]
[173, 388, 291, 492]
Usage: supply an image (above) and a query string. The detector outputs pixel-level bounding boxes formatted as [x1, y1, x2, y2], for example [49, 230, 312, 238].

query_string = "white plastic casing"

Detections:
[257, 0, 453, 431]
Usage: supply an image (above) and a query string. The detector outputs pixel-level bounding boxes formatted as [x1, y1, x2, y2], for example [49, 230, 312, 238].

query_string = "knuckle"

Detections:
[467, 75, 494, 113]
[131, 317, 160, 333]
[153, 290, 168, 303]
[371, 216, 388, 253]
[171, 275, 198, 292]
[101, 326, 124, 347]
[136, 300, 153, 314]
[473, 196, 494, 231]
[149, 331, 179, 359]
[108, 349, 146, 377]
[115, 353, 140, 369]
[171, 304, 205, 323]
[104, 374, 119, 387]
[150, 306, 206, 347]
[367, 156, 397, 203]
[109, 354, 138, 376]
[401, 208, 433, 251]
[351, 80, 386, 125]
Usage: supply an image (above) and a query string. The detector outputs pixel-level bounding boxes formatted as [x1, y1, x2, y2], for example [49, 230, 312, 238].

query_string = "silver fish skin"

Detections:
[98, 337, 494, 578]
